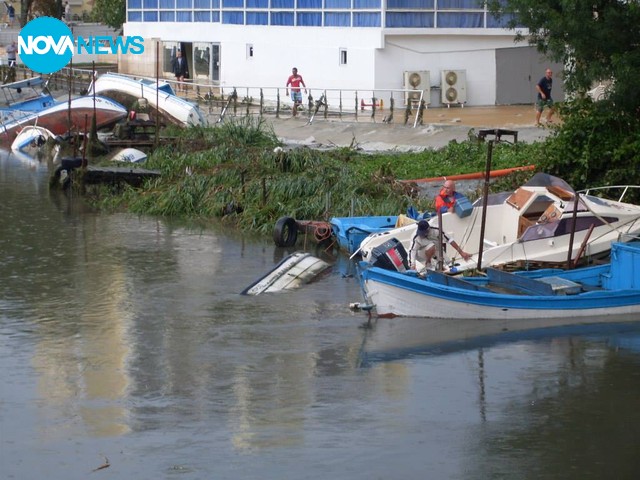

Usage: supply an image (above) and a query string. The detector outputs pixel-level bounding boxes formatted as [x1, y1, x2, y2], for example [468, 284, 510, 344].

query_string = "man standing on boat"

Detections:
[436, 180, 463, 214]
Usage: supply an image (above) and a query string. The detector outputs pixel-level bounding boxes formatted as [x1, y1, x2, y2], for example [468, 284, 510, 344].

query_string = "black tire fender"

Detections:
[273, 216, 298, 247]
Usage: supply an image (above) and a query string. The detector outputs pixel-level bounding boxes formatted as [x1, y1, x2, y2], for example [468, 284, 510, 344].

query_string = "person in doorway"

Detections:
[5, 40, 16, 67]
[535, 68, 555, 126]
[409, 220, 471, 271]
[172, 50, 189, 92]
[435, 179, 464, 215]
[285, 67, 306, 117]
[4, 2, 15, 27]
[64, 1, 71, 22]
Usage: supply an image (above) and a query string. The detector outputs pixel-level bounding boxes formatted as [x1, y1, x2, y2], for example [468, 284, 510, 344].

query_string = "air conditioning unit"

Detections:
[403, 71, 430, 106]
[441, 70, 467, 106]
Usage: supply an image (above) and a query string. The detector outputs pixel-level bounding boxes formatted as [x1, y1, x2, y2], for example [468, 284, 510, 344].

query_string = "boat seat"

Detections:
[486, 267, 556, 295]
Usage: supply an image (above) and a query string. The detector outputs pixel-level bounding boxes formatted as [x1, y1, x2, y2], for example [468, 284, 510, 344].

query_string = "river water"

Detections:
[2, 150, 640, 480]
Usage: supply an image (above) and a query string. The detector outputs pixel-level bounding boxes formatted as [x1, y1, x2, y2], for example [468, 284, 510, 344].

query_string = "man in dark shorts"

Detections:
[535, 68, 555, 126]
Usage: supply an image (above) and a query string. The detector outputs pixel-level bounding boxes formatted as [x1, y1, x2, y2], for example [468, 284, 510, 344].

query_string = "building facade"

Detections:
[122, 0, 564, 107]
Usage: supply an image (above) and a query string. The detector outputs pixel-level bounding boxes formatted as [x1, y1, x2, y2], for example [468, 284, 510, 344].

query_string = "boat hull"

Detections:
[1, 96, 128, 144]
[330, 215, 399, 254]
[90, 73, 207, 126]
[359, 241, 640, 320]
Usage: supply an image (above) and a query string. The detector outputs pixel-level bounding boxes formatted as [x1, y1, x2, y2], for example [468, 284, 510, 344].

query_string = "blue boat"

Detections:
[0, 76, 55, 113]
[330, 215, 399, 254]
[358, 240, 640, 320]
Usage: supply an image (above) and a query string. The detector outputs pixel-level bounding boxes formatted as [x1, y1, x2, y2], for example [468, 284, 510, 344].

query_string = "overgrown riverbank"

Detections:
[90, 117, 551, 235]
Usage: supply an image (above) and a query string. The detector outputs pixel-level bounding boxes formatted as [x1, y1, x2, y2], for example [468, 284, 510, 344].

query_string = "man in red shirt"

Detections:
[285, 67, 306, 117]
[435, 180, 463, 214]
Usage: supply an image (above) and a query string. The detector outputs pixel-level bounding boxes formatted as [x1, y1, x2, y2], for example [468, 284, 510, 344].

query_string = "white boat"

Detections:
[110, 148, 148, 163]
[11, 125, 55, 154]
[88, 72, 208, 127]
[1, 95, 128, 145]
[359, 173, 640, 272]
[241, 251, 330, 295]
[358, 240, 640, 320]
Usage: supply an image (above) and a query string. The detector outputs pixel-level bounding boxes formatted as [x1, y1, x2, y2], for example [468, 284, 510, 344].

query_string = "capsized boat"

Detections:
[110, 147, 148, 163]
[88, 72, 208, 126]
[0, 95, 128, 144]
[11, 125, 56, 154]
[241, 251, 330, 295]
[359, 173, 640, 272]
[358, 240, 640, 320]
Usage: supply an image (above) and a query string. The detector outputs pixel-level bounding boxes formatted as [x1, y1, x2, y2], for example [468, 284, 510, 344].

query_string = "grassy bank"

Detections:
[93, 117, 548, 235]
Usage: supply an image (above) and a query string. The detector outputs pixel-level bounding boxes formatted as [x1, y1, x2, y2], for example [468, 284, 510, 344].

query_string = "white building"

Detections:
[122, 0, 564, 107]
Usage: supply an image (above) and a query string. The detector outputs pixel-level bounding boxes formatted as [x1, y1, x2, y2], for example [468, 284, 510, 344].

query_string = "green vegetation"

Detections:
[91, 117, 548, 235]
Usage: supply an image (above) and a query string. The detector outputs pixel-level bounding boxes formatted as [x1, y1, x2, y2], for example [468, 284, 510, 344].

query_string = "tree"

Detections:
[93, 0, 125, 31]
[488, 0, 640, 116]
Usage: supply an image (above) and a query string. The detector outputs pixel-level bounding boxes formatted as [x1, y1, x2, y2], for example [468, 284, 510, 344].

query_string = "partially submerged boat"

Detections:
[11, 125, 56, 155]
[88, 72, 208, 126]
[241, 251, 330, 295]
[358, 240, 640, 320]
[359, 173, 640, 272]
[0, 95, 128, 144]
[110, 147, 148, 163]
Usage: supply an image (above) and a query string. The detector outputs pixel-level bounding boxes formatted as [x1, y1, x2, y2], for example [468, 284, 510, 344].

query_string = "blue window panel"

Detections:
[272, 0, 294, 7]
[177, 0, 192, 6]
[387, 0, 432, 8]
[212, 0, 220, 6]
[177, 10, 192, 21]
[194, 0, 209, 6]
[297, 0, 321, 7]
[437, 12, 482, 27]
[385, 12, 433, 27]
[128, 0, 142, 8]
[159, 0, 174, 7]
[128, 11, 143, 21]
[247, 0, 268, 7]
[324, 12, 350, 26]
[438, 0, 482, 9]
[143, 0, 158, 7]
[246, 11, 268, 23]
[223, 11, 244, 23]
[194, 10, 211, 21]
[354, 0, 379, 8]
[160, 11, 175, 20]
[223, 0, 243, 6]
[271, 11, 294, 24]
[143, 11, 159, 21]
[486, 12, 516, 27]
[353, 12, 380, 26]
[212, 11, 220, 21]
[325, 0, 349, 8]
[297, 12, 321, 25]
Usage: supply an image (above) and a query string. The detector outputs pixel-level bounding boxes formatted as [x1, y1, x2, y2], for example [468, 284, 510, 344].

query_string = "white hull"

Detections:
[89, 73, 207, 126]
[362, 276, 640, 321]
[242, 252, 329, 295]
[360, 174, 640, 272]
[11, 126, 55, 153]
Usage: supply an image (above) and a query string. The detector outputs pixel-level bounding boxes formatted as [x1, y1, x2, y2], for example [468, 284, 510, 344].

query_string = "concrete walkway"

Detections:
[261, 104, 554, 152]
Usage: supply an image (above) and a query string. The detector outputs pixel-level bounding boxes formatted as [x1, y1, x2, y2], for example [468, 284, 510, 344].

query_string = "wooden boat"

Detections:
[241, 251, 329, 295]
[88, 72, 207, 126]
[358, 240, 640, 320]
[359, 173, 640, 272]
[1, 95, 128, 144]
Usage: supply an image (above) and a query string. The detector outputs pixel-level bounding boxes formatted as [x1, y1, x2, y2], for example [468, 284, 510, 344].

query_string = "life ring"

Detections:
[273, 216, 298, 247]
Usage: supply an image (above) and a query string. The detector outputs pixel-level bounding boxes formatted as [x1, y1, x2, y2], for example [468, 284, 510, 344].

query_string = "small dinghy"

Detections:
[241, 252, 330, 295]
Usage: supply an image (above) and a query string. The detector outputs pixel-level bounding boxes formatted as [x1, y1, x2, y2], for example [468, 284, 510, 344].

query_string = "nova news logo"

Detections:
[18, 16, 144, 74]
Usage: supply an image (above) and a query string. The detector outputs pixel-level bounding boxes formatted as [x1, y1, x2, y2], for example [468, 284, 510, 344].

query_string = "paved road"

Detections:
[258, 104, 554, 152]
